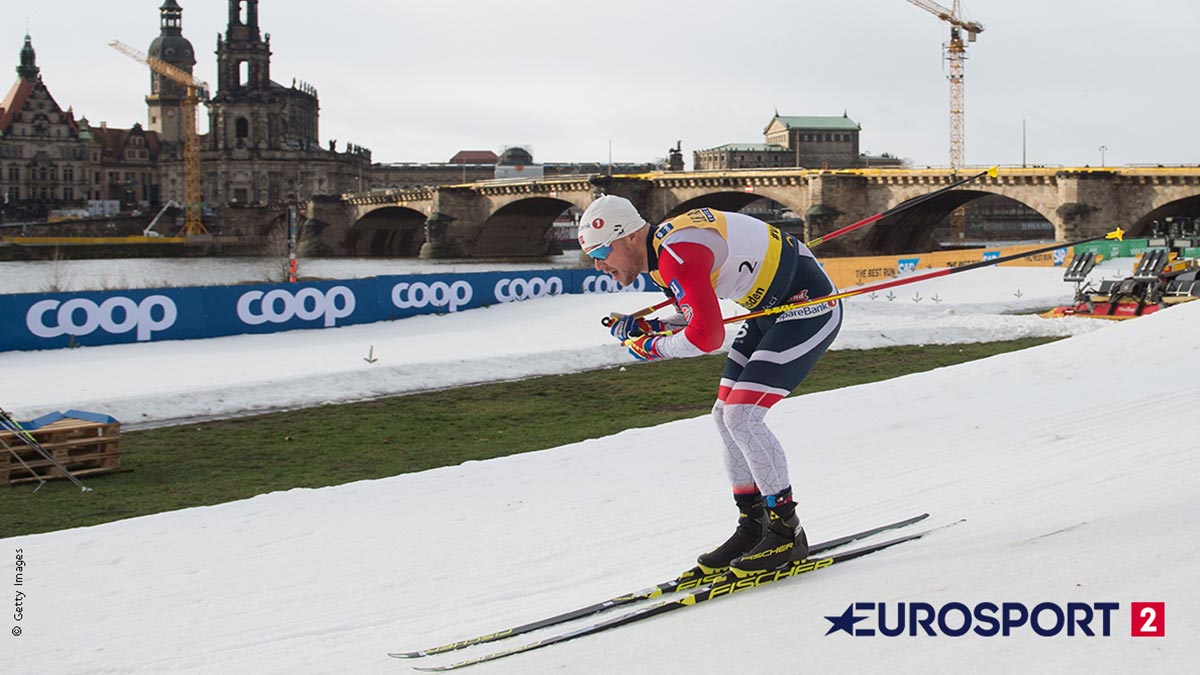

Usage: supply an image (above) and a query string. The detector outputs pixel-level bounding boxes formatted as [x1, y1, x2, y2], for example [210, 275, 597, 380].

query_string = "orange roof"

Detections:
[449, 150, 498, 164]
[0, 78, 35, 132]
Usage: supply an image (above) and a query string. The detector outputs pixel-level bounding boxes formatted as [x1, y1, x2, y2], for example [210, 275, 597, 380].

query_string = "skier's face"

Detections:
[593, 233, 644, 287]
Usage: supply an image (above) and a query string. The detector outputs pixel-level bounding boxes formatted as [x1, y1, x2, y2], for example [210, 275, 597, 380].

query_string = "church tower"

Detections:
[216, 0, 272, 96]
[145, 0, 196, 145]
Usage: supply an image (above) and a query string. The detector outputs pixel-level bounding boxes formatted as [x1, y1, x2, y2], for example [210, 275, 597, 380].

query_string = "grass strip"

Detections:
[1, 337, 1059, 537]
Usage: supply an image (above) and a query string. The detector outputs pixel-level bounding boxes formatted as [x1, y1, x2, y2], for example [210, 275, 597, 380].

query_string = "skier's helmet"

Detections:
[578, 195, 648, 260]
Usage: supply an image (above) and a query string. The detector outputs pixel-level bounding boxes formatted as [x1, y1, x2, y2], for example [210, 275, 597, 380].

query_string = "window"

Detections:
[7, 166, 18, 182]
[63, 186, 74, 200]
[64, 167, 74, 181]
[236, 117, 250, 138]
[239, 61, 250, 87]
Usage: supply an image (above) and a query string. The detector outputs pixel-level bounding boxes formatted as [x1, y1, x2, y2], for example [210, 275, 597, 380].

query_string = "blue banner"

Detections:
[0, 269, 661, 352]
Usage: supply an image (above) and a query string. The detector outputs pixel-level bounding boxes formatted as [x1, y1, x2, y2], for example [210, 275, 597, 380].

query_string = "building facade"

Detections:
[0, 36, 90, 212]
[151, 0, 371, 213]
[694, 113, 902, 171]
[0, 35, 164, 221]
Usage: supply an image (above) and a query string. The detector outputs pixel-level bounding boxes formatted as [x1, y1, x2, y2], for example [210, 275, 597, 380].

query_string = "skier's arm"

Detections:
[653, 242, 725, 357]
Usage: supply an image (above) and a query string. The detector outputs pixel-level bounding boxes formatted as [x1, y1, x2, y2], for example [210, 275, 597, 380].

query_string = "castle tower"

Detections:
[16, 33, 39, 79]
[145, 0, 196, 144]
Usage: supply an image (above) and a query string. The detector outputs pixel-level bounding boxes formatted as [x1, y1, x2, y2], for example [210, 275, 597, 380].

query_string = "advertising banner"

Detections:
[0, 269, 658, 353]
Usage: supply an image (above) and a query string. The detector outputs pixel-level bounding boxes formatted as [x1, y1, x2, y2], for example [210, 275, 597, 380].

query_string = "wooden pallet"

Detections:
[1, 417, 120, 485]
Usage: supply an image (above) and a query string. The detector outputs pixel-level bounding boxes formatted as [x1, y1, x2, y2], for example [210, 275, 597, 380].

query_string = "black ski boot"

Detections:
[695, 492, 764, 572]
[729, 487, 808, 576]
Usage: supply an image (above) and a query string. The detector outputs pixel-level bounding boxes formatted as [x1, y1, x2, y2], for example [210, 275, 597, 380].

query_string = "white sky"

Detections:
[4, 0, 1198, 168]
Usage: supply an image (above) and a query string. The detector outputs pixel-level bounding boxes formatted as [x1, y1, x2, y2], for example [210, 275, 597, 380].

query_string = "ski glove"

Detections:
[623, 334, 666, 361]
[608, 312, 688, 340]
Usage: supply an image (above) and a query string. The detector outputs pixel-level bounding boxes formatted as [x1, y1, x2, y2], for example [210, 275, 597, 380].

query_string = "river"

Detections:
[0, 253, 588, 295]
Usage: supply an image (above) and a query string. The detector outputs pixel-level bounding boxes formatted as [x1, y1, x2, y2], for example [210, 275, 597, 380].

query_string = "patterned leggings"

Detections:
[712, 300, 842, 496]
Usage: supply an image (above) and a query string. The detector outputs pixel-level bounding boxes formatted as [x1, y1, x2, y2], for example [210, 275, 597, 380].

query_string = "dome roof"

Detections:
[149, 34, 196, 68]
[498, 146, 534, 166]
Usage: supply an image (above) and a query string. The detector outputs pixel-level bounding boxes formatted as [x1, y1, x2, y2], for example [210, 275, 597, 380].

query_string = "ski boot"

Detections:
[695, 492, 764, 573]
[729, 487, 808, 577]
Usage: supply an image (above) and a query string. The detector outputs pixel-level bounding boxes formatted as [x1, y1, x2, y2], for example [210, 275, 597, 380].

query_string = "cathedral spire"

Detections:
[17, 34, 39, 80]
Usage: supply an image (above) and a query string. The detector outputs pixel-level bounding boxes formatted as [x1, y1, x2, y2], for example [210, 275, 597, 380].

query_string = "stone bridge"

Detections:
[306, 167, 1200, 257]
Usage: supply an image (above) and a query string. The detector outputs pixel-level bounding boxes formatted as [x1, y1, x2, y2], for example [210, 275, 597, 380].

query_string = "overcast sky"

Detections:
[4, 0, 1198, 169]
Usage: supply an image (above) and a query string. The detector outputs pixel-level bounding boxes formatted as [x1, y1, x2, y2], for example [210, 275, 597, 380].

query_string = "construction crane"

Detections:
[905, 0, 983, 242]
[109, 40, 209, 236]
[905, 0, 983, 169]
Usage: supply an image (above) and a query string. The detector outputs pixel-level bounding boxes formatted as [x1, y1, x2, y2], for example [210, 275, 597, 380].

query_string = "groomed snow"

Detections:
[3, 259, 1196, 674]
[3, 262, 1122, 427]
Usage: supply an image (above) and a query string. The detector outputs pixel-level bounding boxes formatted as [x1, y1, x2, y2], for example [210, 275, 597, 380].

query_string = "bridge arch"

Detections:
[347, 205, 428, 256]
[663, 192, 797, 219]
[471, 197, 577, 257]
[1126, 194, 1200, 237]
[867, 189, 1056, 255]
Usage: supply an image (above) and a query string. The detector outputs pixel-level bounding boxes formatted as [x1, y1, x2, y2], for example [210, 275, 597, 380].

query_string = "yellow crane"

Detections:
[905, 0, 983, 242]
[905, 0, 983, 169]
[109, 39, 209, 236]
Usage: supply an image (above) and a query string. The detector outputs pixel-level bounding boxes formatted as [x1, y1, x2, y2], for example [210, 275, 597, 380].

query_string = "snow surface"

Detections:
[3, 262, 1125, 427]
[4, 259, 1197, 674]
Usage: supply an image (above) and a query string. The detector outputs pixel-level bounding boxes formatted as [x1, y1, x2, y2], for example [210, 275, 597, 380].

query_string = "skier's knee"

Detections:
[711, 399, 728, 430]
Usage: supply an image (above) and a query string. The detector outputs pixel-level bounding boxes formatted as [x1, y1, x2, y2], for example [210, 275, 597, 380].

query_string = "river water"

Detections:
[0, 253, 588, 295]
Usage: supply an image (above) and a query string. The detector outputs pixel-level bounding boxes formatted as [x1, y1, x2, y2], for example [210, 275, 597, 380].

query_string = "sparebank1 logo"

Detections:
[26, 295, 178, 341]
[897, 258, 921, 275]
[825, 600, 1167, 638]
[1053, 247, 1069, 266]
[982, 251, 1001, 262]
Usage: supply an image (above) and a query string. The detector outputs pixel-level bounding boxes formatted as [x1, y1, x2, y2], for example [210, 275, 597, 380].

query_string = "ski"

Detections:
[413, 528, 938, 671]
[390, 512, 928, 659]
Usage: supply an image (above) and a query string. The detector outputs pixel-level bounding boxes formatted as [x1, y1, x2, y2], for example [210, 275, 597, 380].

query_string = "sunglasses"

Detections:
[585, 243, 614, 260]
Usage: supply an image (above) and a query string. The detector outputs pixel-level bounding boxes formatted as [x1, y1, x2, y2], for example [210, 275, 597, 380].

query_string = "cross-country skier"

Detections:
[578, 194, 843, 576]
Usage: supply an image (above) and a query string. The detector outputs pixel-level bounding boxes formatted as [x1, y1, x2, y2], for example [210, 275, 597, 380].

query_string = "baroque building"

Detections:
[0, 36, 90, 211]
[0, 35, 160, 219]
[160, 0, 371, 211]
[694, 113, 902, 171]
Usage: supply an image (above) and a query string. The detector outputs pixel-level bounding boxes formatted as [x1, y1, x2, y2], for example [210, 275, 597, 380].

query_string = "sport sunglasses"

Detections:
[585, 242, 614, 260]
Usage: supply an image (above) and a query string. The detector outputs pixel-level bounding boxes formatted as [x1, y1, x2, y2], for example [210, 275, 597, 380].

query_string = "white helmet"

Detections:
[577, 195, 648, 255]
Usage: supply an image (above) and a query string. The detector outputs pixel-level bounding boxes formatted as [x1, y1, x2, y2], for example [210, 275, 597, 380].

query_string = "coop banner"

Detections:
[0, 268, 659, 352]
[205, 278, 382, 337]
[2, 287, 209, 351]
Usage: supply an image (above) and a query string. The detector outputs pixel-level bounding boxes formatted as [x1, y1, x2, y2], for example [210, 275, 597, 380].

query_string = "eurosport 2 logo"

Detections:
[237, 287, 356, 327]
[26, 295, 178, 341]
[582, 274, 646, 294]
[824, 600, 1166, 638]
[494, 277, 563, 303]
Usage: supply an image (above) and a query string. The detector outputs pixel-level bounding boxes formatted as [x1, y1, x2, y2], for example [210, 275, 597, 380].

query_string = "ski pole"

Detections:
[0, 408, 94, 492]
[601, 298, 674, 328]
[603, 166, 999, 326]
[722, 228, 1125, 325]
[0, 434, 48, 493]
